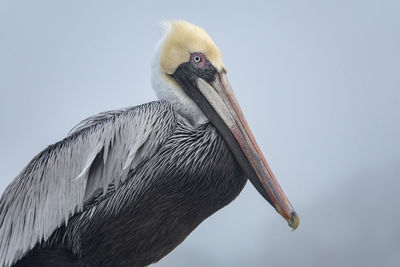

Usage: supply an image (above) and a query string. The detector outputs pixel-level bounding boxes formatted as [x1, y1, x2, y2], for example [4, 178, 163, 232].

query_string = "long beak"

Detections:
[195, 71, 299, 230]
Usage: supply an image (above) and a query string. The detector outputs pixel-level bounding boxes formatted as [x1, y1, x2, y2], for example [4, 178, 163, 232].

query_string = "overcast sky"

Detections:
[1, 0, 399, 266]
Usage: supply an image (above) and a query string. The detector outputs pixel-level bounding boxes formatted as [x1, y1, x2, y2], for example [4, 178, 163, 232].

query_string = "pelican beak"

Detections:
[172, 66, 298, 230]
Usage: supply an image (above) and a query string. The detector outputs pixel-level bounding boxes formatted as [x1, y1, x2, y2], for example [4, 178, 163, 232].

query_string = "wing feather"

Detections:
[0, 101, 176, 267]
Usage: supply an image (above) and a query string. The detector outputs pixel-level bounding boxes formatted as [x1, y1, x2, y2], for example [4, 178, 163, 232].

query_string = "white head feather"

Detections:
[151, 20, 223, 126]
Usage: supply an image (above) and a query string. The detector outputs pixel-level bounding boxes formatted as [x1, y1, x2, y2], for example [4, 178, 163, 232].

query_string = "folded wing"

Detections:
[0, 101, 176, 267]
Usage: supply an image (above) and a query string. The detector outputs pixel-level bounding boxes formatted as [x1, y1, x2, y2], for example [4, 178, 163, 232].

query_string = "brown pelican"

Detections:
[0, 20, 298, 267]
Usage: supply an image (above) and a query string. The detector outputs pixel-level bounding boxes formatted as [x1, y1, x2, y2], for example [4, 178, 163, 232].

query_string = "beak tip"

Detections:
[288, 211, 299, 231]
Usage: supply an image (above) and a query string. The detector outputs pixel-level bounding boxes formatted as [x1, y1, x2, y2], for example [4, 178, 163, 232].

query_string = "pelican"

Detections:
[0, 21, 298, 267]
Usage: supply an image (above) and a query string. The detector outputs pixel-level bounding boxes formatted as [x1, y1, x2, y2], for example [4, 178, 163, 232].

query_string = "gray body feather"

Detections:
[0, 101, 246, 267]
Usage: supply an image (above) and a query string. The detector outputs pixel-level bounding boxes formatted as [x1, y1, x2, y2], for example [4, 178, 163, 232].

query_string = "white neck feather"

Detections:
[151, 39, 208, 126]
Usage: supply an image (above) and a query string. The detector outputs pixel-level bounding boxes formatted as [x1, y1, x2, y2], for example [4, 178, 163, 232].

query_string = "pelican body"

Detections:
[0, 21, 298, 267]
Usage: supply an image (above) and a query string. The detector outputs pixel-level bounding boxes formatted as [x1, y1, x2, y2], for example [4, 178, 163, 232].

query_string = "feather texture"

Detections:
[0, 101, 176, 267]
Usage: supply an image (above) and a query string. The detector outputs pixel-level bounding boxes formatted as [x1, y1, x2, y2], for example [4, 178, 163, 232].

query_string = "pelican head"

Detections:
[152, 20, 299, 230]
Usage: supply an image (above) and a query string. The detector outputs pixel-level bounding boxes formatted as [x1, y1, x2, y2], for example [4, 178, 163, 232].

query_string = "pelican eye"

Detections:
[190, 53, 206, 68]
[190, 52, 206, 67]
[193, 55, 201, 63]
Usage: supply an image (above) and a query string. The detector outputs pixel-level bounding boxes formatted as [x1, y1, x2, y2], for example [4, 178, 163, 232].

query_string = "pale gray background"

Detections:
[1, 0, 399, 266]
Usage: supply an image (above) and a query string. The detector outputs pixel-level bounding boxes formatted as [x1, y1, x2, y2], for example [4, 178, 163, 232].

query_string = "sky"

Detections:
[0, 0, 399, 266]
